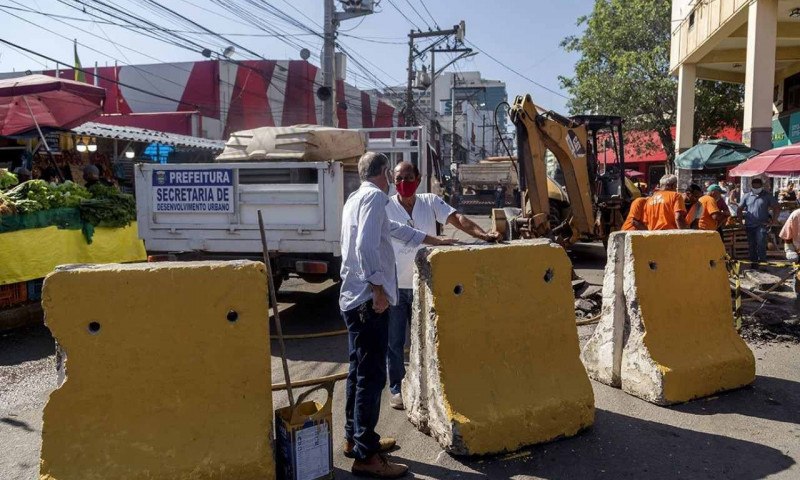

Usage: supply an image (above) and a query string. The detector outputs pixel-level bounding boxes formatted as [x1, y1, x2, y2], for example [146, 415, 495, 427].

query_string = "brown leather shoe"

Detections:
[352, 453, 408, 478]
[344, 437, 397, 459]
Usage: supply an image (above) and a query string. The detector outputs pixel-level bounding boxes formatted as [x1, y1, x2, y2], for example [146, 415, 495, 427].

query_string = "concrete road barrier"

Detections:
[582, 231, 755, 405]
[39, 261, 274, 480]
[403, 240, 595, 456]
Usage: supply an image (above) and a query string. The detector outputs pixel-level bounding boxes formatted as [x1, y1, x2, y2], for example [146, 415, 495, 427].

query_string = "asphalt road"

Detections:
[1, 234, 799, 479]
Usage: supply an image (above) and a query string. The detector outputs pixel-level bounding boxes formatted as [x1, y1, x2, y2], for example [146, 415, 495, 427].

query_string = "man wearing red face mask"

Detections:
[385, 161, 501, 410]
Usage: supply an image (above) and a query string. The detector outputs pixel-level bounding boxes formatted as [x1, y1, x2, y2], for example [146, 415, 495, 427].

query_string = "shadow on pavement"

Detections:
[0, 416, 34, 432]
[334, 461, 490, 480]
[0, 324, 54, 367]
[269, 282, 349, 364]
[270, 282, 343, 336]
[671, 375, 800, 425]
[447, 409, 794, 479]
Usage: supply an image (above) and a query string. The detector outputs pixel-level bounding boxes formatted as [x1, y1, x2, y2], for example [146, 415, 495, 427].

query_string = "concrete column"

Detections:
[743, 0, 778, 151]
[675, 63, 696, 156]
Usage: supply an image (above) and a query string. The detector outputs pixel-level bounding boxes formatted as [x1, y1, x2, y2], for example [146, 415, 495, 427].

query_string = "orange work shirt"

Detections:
[689, 194, 721, 230]
[622, 197, 647, 231]
[643, 190, 686, 230]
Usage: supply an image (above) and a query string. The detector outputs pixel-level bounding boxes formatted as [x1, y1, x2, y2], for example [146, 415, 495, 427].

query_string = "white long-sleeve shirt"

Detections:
[339, 181, 427, 311]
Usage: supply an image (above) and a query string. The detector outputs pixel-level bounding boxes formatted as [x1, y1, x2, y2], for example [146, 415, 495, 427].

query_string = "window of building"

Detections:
[784, 72, 800, 112]
[688, 10, 695, 29]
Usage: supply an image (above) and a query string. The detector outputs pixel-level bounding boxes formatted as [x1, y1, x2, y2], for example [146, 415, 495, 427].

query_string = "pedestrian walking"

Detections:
[642, 174, 687, 230]
[339, 152, 452, 478]
[738, 178, 780, 265]
[385, 161, 500, 411]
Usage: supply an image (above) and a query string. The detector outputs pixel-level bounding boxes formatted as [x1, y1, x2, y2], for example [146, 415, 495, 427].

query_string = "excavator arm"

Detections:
[505, 94, 596, 243]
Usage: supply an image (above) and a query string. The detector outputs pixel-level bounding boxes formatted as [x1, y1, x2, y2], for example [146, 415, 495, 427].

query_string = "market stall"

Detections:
[0, 75, 146, 318]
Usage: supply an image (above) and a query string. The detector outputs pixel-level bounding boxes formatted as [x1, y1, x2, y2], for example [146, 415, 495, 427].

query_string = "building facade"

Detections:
[377, 71, 508, 164]
[1, 59, 399, 139]
[671, 0, 800, 153]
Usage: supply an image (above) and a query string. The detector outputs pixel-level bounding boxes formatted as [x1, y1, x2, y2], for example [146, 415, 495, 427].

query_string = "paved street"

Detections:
[2, 231, 799, 479]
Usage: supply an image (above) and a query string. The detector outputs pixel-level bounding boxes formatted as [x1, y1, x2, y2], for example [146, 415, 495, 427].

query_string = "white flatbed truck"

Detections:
[135, 126, 432, 290]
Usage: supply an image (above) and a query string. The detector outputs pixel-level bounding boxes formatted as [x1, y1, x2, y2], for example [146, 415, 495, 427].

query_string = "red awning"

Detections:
[599, 126, 742, 165]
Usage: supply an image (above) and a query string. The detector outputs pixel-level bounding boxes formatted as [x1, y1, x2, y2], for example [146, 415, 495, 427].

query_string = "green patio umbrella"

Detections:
[675, 139, 760, 170]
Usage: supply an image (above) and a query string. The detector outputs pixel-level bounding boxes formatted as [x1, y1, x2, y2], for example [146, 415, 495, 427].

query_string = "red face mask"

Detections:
[396, 180, 419, 198]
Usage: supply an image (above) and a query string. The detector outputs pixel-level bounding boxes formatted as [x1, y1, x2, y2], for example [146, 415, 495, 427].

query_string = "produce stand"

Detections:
[1, 175, 146, 318]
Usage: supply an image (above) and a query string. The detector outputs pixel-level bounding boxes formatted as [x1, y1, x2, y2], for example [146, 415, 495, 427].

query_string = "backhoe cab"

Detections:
[492, 94, 638, 246]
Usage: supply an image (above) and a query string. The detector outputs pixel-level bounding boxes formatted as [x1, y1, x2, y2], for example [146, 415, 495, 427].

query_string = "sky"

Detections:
[0, 0, 593, 114]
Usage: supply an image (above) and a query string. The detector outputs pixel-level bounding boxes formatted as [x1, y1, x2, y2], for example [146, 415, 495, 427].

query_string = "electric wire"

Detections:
[0, 37, 198, 108]
[465, 39, 569, 101]
[4, 1, 419, 134]
[417, 0, 439, 29]
[403, 0, 432, 30]
[385, 0, 422, 32]
[0, 8, 338, 119]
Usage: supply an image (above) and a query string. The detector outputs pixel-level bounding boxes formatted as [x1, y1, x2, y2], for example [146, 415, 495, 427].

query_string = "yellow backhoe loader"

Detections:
[492, 94, 640, 246]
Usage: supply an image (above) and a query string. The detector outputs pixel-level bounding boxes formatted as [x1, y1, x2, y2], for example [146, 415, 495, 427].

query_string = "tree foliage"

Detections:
[559, 0, 744, 165]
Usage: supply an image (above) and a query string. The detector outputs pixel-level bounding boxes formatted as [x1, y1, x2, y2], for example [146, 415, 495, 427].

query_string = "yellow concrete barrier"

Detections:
[39, 261, 274, 480]
[582, 231, 755, 405]
[403, 240, 595, 456]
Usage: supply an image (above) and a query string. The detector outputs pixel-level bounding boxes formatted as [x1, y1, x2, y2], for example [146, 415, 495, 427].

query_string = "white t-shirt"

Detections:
[386, 193, 456, 289]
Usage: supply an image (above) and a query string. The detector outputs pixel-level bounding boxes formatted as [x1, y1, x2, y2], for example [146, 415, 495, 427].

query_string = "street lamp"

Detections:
[124, 147, 135, 159]
[76, 140, 87, 153]
[87, 138, 97, 152]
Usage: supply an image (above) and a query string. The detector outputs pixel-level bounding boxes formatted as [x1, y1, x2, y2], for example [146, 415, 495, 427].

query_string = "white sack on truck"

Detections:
[216, 125, 366, 165]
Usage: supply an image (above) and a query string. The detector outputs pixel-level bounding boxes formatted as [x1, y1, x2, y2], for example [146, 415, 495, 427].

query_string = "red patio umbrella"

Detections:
[0, 74, 105, 137]
[729, 144, 800, 177]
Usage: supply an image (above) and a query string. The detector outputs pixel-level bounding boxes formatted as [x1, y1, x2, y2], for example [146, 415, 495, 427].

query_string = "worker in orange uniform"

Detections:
[643, 174, 687, 230]
[621, 196, 648, 231]
[686, 184, 728, 231]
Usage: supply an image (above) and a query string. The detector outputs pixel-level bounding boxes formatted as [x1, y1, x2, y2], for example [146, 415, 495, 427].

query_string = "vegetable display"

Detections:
[80, 184, 136, 228]
[0, 169, 18, 190]
[0, 179, 135, 229]
[57, 181, 92, 208]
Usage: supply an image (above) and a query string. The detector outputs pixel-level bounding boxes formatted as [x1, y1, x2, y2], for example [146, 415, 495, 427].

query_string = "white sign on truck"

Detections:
[152, 168, 234, 213]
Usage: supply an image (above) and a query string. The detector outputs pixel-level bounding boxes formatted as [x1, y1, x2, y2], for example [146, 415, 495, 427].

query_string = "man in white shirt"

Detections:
[339, 152, 453, 478]
[385, 161, 501, 410]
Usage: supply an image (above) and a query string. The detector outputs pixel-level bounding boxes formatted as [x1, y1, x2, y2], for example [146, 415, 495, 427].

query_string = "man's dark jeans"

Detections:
[387, 288, 413, 395]
[342, 300, 389, 460]
[746, 226, 768, 263]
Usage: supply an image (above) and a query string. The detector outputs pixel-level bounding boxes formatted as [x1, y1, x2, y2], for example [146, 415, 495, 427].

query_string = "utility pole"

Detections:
[321, 0, 375, 127]
[451, 75, 457, 165]
[404, 21, 466, 127]
[322, 0, 336, 127]
[482, 113, 487, 159]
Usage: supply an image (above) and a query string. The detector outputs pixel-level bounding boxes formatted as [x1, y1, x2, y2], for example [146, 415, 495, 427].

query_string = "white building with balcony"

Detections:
[671, 0, 800, 152]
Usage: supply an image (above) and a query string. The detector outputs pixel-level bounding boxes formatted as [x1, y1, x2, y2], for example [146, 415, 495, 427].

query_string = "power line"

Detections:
[417, 0, 439, 29]
[465, 39, 569, 101]
[404, 0, 432, 30]
[0, 38, 197, 107]
[385, 0, 422, 31]
[3, 2, 403, 124]
[0, 5, 318, 37]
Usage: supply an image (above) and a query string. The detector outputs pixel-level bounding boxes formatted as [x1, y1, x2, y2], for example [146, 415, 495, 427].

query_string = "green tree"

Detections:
[559, 0, 744, 168]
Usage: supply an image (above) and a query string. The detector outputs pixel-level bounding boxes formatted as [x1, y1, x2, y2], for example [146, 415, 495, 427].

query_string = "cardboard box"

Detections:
[275, 383, 334, 480]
